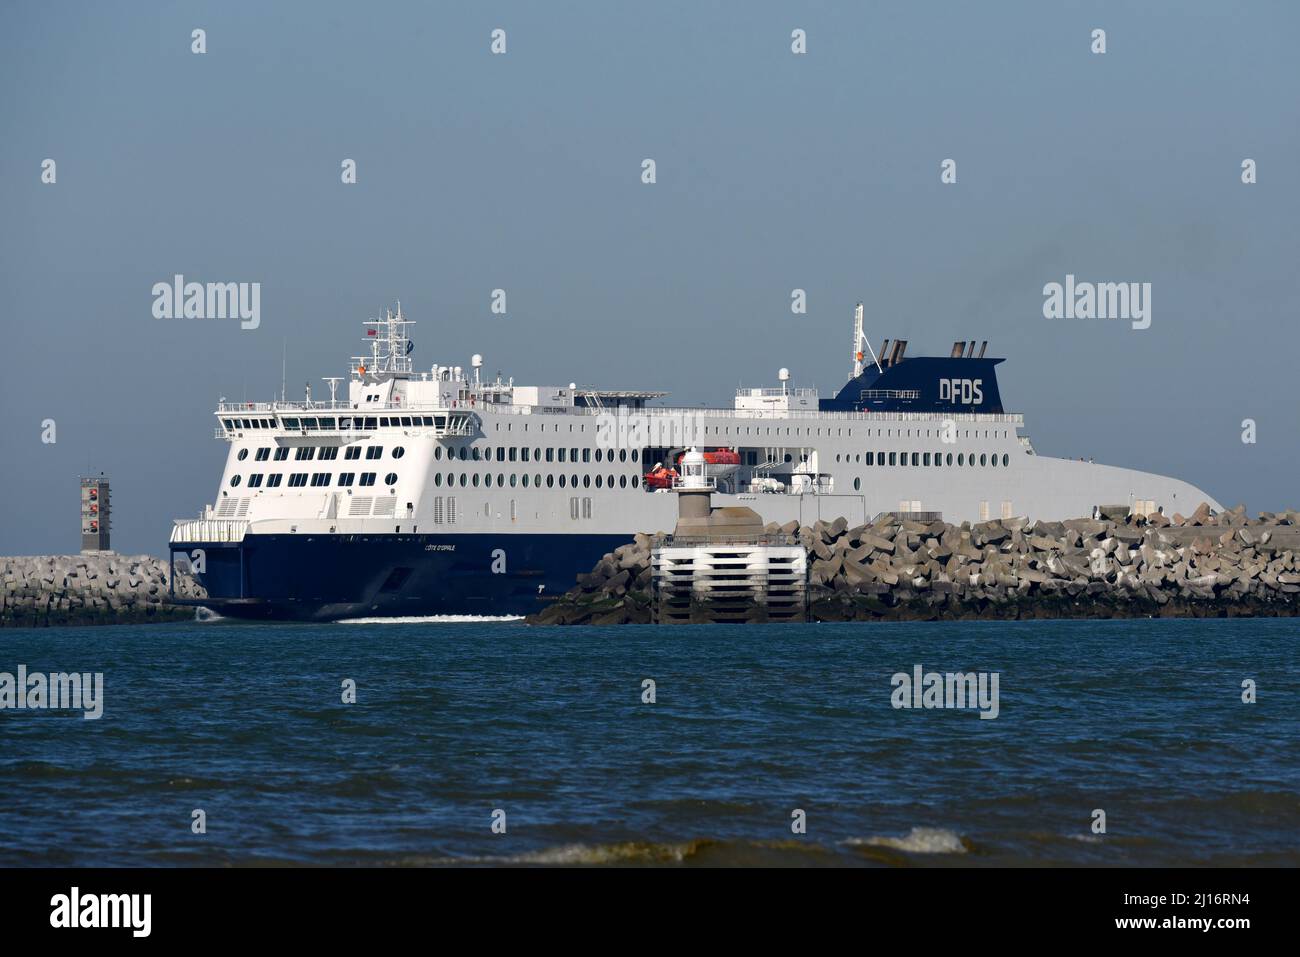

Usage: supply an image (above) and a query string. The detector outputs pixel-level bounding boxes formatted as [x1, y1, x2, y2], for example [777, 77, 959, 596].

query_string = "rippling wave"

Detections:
[1, 617, 1297, 866]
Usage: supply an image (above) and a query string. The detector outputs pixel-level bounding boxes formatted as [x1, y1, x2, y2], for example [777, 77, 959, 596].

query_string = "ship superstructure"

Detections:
[170, 302, 1221, 619]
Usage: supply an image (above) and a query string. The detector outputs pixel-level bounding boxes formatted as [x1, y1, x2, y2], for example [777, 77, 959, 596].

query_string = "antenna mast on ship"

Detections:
[351, 302, 415, 379]
[852, 301, 883, 379]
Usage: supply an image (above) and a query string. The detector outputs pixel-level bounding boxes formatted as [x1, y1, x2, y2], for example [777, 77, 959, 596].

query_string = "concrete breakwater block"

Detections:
[1, 554, 207, 628]
[526, 503, 1300, 625]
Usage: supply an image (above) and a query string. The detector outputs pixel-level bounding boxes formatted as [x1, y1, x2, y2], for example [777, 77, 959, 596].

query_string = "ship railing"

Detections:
[216, 399, 1025, 426]
[735, 387, 820, 397]
[557, 405, 1026, 426]
[170, 518, 249, 544]
[672, 476, 717, 491]
[217, 400, 354, 413]
[215, 412, 479, 440]
[859, 389, 921, 400]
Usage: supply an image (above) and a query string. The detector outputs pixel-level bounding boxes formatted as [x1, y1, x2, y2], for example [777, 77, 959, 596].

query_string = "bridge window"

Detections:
[267, 474, 283, 487]
[359, 473, 376, 487]
[255, 448, 270, 461]
[288, 473, 308, 487]
[294, 447, 314, 461]
[318, 447, 338, 460]
[311, 473, 330, 487]
[345, 446, 361, 460]
[366, 446, 383, 460]
[339, 473, 355, 487]
[247, 474, 263, 488]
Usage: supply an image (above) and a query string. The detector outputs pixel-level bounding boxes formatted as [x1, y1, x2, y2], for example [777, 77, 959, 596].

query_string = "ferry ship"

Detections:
[170, 303, 1221, 620]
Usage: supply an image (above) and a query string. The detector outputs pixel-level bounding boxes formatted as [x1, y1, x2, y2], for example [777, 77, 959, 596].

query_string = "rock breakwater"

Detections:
[1, 554, 206, 628]
[528, 504, 1300, 625]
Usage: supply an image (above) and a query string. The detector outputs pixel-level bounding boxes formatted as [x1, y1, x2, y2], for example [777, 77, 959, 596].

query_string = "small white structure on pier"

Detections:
[652, 447, 808, 623]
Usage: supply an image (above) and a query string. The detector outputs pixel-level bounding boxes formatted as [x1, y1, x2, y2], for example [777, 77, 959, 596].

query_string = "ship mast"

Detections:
[852, 301, 883, 379]
[351, 302, 415, 379]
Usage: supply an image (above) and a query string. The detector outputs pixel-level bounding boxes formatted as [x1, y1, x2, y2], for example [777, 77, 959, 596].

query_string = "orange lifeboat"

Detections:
[675, 448, 740, 467]
[643, 464, 678, 490]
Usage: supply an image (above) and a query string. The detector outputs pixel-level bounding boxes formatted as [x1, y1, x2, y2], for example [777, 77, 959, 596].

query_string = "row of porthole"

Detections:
[433, 472, 640, 490]
[435, 446, 638, 464]
[231, 472, 397, 488]
[838, 451, 1012, 468]
[238, 446, 404, 462]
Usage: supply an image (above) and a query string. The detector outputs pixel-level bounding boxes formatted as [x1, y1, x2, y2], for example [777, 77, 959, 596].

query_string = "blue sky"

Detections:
[2, 0, 1297, 555]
